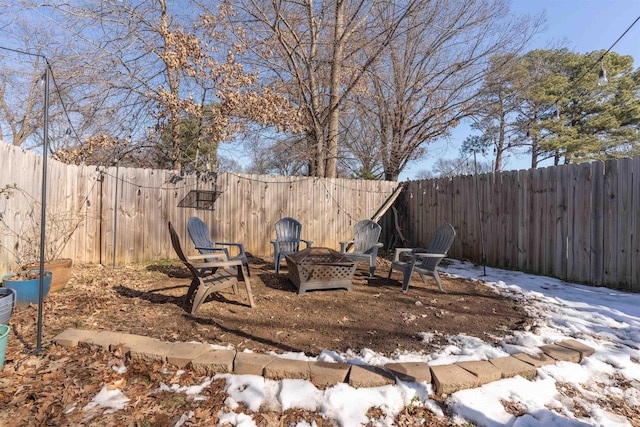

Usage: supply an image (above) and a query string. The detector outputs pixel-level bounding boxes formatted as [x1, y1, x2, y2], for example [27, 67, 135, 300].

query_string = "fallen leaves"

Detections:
[0, 259, 533, 426]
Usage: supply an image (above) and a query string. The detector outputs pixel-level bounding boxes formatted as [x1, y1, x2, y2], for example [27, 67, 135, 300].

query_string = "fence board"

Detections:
[602, 160, 618, 287]
[517, 170, 528, 271]
[574, 164, 592, 283]
[617, 158, 633, 290]
[542, 167, 555, 276]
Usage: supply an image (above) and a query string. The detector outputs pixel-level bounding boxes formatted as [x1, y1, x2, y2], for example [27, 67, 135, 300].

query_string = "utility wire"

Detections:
[553, 14, 640, 108]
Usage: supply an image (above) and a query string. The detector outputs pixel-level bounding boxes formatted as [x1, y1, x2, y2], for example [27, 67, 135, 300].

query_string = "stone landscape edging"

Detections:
[52, 329, 595, 395]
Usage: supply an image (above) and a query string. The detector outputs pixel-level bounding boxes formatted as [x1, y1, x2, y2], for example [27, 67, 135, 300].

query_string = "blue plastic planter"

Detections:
[2, 270, 52, 306]
[0, 288, 16, 323]
[0, 324, 8, 372]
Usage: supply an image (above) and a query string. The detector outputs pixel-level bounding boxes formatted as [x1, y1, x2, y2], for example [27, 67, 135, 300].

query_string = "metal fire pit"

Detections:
[285, 247, 357, 295]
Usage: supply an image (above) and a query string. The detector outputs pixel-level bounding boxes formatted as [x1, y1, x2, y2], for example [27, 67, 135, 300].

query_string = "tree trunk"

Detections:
[326, 0, 344, 178]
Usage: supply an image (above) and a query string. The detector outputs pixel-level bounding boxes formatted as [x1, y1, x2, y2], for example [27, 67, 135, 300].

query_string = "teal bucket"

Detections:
[0, 324, 8, 372]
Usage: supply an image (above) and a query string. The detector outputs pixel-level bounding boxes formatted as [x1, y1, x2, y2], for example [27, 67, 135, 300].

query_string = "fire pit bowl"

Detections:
[285, 247, 357, 295]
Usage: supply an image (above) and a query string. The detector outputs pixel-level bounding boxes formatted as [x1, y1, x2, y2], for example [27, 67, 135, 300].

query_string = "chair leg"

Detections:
[401, 268, 412, 293]
[184, 277, 200, 310]
[191, 284, 209, 315]
[369, 266, 375, 277]
[432, 270, 445, 292]
[244, 262, 251, 277]
[243, 274, 255, 308]
[387, 266, 393, 279]
[275, 255, 280, 274]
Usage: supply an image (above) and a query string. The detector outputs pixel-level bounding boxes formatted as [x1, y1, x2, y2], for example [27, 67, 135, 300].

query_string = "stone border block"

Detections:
[234, 352, 278, 376]
[263, 358, 310, 380]
[556, 339, 595, 361]
[385, 362, 431, 383]
[430, 364, 480, 395]
[539, 344, 581, 363]
[190, 349, 236, 375]
[52, 329, 95, 347]
[489, 356, 537, 379]
[167, 342, 209, 368]
[348, 364, 395, 388]
[129, 338, 172, 363]
[78, 331, 124, 351]
[456, 360, 502, 385]
[310, 362, 351, 388]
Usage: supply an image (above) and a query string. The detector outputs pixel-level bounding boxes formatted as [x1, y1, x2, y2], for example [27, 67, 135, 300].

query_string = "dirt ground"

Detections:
[35, 255, 528, 356]
[0, 254, 532, 426]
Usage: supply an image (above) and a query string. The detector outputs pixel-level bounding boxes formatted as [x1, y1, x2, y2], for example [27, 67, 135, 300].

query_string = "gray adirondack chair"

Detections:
[388, 223, 456, 292]
[169, 222, 254, 314]
[340, 220, 383, 277]
[187, 216, 250, 276]
[271, 217, 313, 274]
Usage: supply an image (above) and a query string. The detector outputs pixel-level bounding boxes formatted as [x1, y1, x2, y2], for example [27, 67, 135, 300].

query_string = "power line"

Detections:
[553, 14, 640, 109]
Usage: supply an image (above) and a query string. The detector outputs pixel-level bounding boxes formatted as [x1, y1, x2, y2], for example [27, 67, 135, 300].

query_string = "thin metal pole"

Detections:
[36, 67, 50, 354]
[474, 150, 487, 276]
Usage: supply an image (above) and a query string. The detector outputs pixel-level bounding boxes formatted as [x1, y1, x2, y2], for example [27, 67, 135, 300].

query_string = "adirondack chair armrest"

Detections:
[370, 242, 383, 256]
[271, 240, 279, 252]
[214, 241, 245, 250]
[188, 253, 228, 262]
[393, 248, 414, 262]
[194, 245, 228, 255]
[412, 252, 446, 259]
[190, 258, 242, 270]
[213, 241, 246, 257]
[301, 239, 313, 248]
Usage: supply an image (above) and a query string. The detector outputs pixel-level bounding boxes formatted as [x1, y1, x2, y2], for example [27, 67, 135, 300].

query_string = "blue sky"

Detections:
[400, 0, 640, 180]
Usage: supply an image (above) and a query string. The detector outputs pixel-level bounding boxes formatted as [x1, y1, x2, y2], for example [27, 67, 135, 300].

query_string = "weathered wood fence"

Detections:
[0, 143, 399, 272]
[381, 158, 640, 292]
[2, 142, 639, 292]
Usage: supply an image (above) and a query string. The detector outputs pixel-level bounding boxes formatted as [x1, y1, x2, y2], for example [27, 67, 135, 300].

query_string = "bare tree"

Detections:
[429, 156, 492, 178]
[226, 0, 416, 178]
[8, 0, 298, 170]
[354, 0, 542, 180]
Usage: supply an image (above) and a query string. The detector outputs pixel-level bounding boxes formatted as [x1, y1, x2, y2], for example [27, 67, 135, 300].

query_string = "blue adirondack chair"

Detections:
[271, 217, 313, 274]
[340, 220, 383, 277]
[187, 216, 251, 276]
[388, 223, 456, 292]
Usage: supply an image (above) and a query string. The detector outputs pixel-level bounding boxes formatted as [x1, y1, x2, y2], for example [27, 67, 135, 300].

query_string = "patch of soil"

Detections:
[17, 255, 529, 356]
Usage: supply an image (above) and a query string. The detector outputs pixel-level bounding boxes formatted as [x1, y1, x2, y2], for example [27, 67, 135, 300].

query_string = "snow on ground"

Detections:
[86, 260, 640, 426]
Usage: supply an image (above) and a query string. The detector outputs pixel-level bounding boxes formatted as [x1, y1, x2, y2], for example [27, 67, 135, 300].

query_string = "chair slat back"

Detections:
[418, 223, 456, 271]
[275, 217, 302, 253]
[188, 216, 213, 250]
[352, 220, 382, 254]
[168, 222, 201, 279]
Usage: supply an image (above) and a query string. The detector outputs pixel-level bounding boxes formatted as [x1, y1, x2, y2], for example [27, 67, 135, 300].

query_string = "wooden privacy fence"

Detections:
[0, 142, 399, 272]
[382, 157, 640, 292]
[3, 142, 639, 292]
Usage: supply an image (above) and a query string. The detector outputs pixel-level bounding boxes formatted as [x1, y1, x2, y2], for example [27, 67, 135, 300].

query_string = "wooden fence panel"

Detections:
[2, 142, 640, 291]
[633, 157, 640, 292]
